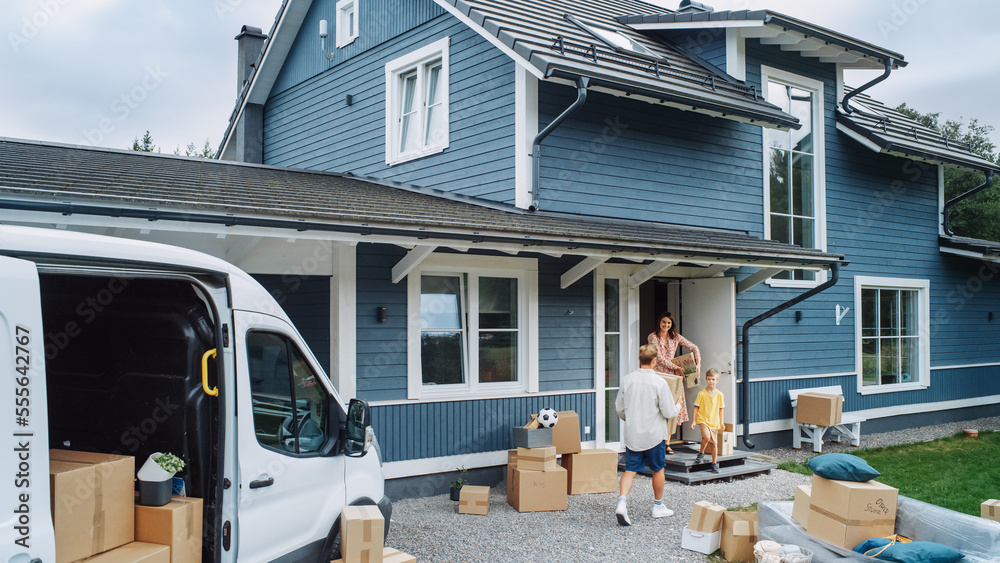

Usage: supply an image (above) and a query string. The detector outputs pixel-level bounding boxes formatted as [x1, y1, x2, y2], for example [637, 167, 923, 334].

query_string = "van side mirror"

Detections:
[344, 398, 374, 457]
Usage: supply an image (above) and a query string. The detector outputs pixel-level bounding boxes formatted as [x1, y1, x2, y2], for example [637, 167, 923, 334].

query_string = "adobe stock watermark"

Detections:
[81, 64, 169, 147]
[877, 0, 934, 39]
[7, 0, 74, 54]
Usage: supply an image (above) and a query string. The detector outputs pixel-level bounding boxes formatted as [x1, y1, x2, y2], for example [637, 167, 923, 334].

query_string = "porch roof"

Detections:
[0, 138, 843, 271]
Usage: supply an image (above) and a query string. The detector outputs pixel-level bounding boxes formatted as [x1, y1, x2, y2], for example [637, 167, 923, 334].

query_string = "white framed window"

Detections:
[407, 254, 537, 399]
[854, 276, 930, 394]
[335, 0, 358, 48]
[385, 37, 450, 165]
[762, 66, 827, 287]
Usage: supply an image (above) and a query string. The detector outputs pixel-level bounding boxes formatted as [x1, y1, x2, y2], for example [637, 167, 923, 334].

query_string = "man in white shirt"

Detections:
[614, 344, 680, 525]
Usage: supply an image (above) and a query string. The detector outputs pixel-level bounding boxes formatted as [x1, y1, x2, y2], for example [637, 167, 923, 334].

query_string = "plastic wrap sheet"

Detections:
[758, 497, 1000, 563]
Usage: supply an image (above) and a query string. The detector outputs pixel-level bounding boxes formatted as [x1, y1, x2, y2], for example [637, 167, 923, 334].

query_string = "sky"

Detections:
[1, 0, 998, 155]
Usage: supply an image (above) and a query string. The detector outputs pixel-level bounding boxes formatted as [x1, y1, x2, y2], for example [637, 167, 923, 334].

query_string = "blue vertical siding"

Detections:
[355, 243, 408, 400]
[252, 274, 331, 374]
[271, 0, 445, 94]
[538, 258, 594, 391]
[536, 83, 764, 232]
[264, 8, 518, 203]
[371, 392, 596, 462]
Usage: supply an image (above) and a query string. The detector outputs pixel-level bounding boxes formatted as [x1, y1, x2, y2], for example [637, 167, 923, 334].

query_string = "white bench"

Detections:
[788, 385, 865, 453]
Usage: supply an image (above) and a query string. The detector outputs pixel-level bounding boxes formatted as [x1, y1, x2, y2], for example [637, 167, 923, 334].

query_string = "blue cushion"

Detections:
[807, 453, 880, 482]
[853, 538, 964, 563]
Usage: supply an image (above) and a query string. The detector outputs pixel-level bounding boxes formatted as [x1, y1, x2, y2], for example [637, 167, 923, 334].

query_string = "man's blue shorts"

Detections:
[624, 441, 666, 472]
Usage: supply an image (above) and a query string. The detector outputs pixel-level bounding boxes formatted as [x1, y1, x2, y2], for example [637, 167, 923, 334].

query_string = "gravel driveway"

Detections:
[385, 417, 1000, 562]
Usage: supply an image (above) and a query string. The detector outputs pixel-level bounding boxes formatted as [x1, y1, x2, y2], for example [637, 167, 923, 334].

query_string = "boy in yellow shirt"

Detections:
[690, 368, 724, 473]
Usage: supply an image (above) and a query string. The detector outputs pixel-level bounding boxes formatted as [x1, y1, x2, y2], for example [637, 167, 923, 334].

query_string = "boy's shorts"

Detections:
[698, 423, 718, 443]
[624, 441, 666, 472]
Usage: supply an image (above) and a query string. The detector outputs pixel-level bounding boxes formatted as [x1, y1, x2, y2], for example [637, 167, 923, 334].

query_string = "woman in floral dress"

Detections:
[647, 311, 701, 454]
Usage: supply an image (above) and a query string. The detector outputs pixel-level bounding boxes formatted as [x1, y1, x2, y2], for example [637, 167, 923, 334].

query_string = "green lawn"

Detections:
[778, 430, 999, 516]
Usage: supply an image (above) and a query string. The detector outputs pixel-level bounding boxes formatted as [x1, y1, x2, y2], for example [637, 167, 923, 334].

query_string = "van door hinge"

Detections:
[222, 324, 230, 347]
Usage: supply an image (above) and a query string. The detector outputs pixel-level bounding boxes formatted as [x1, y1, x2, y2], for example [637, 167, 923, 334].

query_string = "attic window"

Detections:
[564, 14, 659, 60]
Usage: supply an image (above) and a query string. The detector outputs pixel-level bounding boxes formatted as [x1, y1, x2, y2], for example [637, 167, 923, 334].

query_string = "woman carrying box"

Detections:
[647, 311, 701, 453]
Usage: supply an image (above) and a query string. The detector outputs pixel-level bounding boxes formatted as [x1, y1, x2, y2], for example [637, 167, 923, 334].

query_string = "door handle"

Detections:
[249, 476, 274, 489]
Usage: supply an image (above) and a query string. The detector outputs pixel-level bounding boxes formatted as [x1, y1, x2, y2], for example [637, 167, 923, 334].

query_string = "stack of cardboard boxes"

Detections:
[48, 449, 176, 563]
[333, 505, 416, 563]
[792, 473, 898, 549]
[507, 410, 619, 510]
[681, 501, 726, 554]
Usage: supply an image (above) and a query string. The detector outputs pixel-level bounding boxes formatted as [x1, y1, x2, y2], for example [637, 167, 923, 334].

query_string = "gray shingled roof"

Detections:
[616, 8, 906, 71]
[940, 235, 1000, 262]
[0, 138, 842, 268]
[837, 90, 1000, 173]
[436, 0, 798, 129]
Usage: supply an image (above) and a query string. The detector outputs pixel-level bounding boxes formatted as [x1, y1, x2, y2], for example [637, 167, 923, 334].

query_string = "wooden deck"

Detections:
[619, 443, 776, 485]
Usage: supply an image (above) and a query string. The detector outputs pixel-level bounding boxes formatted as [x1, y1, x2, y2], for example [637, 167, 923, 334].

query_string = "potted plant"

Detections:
[137, 452, 186, 506]
[448, 466, 468, 501]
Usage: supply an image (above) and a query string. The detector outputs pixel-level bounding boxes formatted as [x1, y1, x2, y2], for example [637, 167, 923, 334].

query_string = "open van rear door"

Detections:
[1, 256, 55, 562]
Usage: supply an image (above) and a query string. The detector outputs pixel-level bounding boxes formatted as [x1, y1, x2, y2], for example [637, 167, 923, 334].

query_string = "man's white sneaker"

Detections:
[616, 500, 632, 526]
[652, 504, 674, 518]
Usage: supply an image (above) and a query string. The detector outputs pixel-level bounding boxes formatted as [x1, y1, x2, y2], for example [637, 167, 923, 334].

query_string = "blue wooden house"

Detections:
[2, 0, 998, 494]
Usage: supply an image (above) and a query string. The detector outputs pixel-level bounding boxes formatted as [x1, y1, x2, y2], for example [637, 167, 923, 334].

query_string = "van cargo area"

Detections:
[40, 272, 223, 562]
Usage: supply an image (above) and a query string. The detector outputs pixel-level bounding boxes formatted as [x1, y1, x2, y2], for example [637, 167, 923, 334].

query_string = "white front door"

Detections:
[0, 257, 56, 563]
[681, 277, 737, 439]
[233, 310, 347, 561]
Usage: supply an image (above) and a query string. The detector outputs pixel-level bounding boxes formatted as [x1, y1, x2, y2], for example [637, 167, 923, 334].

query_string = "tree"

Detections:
[130, 131, 158, 153]
[896, 103, 1000, 242]
[175, 139, 216, 159]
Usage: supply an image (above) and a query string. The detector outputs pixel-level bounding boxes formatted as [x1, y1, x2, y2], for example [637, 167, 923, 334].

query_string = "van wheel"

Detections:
[320, 522, 341, 562]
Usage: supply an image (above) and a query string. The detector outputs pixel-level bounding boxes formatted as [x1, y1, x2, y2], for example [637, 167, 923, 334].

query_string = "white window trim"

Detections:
[406, 254, 538, 400]
[854, 275, 931, 395]
[761, 65, 828, 289]
[385, 36, 450, 165]
[335, 0, 358, 48]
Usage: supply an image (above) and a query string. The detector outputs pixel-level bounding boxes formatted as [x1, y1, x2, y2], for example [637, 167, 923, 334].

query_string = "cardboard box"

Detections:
[340, 505, 384, 563]
[551, 410, 582, 454]
[721, 511, 758, 562]
[657, 372, 684, 402]
[517, 446, 557, 472]
[561, 449, 618, 494]
[458, 485, 490, 515]
[673, 352, 700, 388]
[796, 392, 843, 426]
[688, 500, 726, 533]
[808, 474, 898, 549]
[135, 496, 203, 563]
[715, 423, 735, 456]
[511, 426, 552, 449]
[506, 450, 517, 499]
[333, 547, 416, 563]
[983, 499, 1000, 522]
[81, 542, 170, 563]
[49, 450, 136, 563]
[792, 484, 811, 528]
[681, 527, 722, 554]
[508, 466, 568, 512]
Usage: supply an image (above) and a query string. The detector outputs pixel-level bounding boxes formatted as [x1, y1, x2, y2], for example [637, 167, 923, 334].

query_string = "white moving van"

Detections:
[1, 225, 390, 562]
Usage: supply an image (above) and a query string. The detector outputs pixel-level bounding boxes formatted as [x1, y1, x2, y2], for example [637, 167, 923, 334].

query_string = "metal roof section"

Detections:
[0, 138, 843, 272]
[616, 8, 907, 70]
[434, 0, 799, 130]
[939, 235, 1000, 264]
[836, 90, 1000, 173]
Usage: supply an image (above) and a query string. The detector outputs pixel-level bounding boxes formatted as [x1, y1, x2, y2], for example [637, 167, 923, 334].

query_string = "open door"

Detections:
[681, 276, 737, 440]
[1, 256, 56, 563]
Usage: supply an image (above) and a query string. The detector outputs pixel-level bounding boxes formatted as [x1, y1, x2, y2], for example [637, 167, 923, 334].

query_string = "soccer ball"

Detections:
[537, 408, 559, 428]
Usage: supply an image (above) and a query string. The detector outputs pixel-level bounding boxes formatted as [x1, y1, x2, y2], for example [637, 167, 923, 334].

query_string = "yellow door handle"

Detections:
[202, 348, 218, 397]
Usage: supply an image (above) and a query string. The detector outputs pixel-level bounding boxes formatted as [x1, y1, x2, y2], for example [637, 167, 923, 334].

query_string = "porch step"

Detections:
[617, 444, 775, 485]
